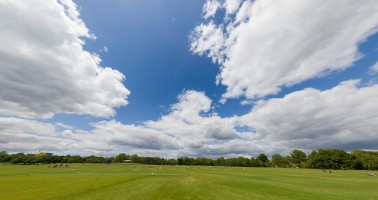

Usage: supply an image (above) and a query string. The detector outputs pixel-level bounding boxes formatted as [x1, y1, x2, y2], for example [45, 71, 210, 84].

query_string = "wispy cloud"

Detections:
[369, 61, 378, 74]
[100, 46, 109, 53]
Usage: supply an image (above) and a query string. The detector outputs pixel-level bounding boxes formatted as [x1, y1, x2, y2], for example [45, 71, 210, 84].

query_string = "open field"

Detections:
[0, 164, 377, 200]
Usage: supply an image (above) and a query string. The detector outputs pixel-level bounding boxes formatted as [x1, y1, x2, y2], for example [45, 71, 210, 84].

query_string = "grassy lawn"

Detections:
[0, 164, 376, 200]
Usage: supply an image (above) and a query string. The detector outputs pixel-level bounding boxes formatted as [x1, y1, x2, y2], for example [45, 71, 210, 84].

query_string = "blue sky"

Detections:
[0, 0, 378, 157]
[53, 0, 252, 128]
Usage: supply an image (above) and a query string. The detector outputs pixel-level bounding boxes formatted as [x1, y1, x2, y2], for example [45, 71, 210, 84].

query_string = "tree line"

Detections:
[0, 149, 377, 170]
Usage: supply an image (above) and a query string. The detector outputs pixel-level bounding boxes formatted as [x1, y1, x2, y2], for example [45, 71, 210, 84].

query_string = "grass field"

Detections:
[0, 164, 376, 200]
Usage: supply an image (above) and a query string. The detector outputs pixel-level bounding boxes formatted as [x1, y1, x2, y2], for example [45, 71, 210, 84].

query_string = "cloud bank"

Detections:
[0, 91, 260, 157]
[240, 80, 378, 151]
[2, 81, 378, 157]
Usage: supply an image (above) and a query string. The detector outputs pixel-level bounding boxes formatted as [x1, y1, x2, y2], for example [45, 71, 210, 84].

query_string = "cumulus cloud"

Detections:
[239, 80, 378, 151]
[2, 83, 378, 157]
[190, 22, 225, 64]
[92, 120, 180, 150]
[146, 90, 241, 143]
[0, 91, 261, 158]
[0, 0, 130, 118]
[0, 117, 151, 156]
[191, 0, 378, 100]
[0, 117, 83, 154]
[2, 0, 377, 157]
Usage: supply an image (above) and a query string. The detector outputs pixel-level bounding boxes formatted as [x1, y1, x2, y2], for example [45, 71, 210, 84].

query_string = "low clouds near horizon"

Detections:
[2, 82, 378, 157]
[0, 0, 378, 157]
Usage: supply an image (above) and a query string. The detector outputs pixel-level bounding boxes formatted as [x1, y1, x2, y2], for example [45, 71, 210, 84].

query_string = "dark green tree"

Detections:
[307, 149, 351, 169]
[0, 151, 10, 162]
[67, 155, 82, 163]
[257, 153, 268, 163]
[131, 154, 141, 163]
[289, 149, 307, 166]
[113, 153, 128, 163]
[10, 153, 26, 164]
[352, 150, 378, 170]
[271, 154, 289, 168]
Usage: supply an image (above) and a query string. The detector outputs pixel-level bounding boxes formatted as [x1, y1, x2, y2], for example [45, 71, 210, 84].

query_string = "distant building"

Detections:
[123, 160, 132, 163]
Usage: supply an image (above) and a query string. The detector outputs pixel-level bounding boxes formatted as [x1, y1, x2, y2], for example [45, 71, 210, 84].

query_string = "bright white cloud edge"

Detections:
[0, 0, 130, 119]
[191, 0, 378, 101]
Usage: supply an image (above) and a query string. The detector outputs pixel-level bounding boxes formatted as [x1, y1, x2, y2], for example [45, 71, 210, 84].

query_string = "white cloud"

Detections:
[2, 0, 377, 157]
[2, 82, 378, 157]
[190, 22, 225, 64]
[239, 80, 378, 151]
[100, 46, 109, 53]
[0, 0, 130, 118]
[202, 0, 243, 19]
[191, 0, 378, 100]
[0, 90, 261, 158]
[369, 61, 378, 74]
[92, 120, 180, 150]
[0, 117, 147, 156]
[0, 117, 83, 154]
[223, 0, 242, 15]
[146, 91, 241, 143]
[202, 0, 221, 19]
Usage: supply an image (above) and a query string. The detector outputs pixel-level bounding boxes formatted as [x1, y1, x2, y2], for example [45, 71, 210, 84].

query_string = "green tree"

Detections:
[256, 153, 269, 167]
[86, 155, 105, 163]
[32, 152, 47, 163]
[257, 153, 268, 163]
[131, 154, 141, 163]
[10, 153, 26, 164]
[0, 151, 10, 162]
[271, 154, 289, 168]
[289, 149, 307, 166]
[113, 153, 128, 163]
[352, 150, 378, 170]
[307, 149, 351, 169]
[236, 156, 250, 167]
[67, 155, 81, 163]
[215, 157, 225, 166]
[250, 158, 263, 167]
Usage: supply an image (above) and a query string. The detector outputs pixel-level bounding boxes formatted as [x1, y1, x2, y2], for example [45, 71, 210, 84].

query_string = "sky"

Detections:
[0, 0, 378, 158]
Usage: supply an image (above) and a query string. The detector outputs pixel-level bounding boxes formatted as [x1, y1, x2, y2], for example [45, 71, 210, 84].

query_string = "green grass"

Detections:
[0, 164, 376, 200]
